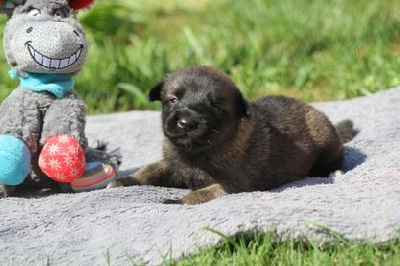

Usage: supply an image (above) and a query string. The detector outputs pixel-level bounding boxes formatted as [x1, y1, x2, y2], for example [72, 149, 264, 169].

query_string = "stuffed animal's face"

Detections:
[3, 0, 88, 75]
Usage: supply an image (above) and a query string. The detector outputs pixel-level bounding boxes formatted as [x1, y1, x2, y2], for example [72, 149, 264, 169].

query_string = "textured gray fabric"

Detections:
[1, 88, 399, 265]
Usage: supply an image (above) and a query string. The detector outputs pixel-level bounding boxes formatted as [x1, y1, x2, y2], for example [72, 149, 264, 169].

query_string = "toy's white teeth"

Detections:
[27, 44, 82, 69]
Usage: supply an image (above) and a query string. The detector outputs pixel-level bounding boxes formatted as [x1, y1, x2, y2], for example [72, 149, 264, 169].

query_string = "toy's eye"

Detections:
[168, 96, 179, 104]
[28, 8, 41, 17]
[53, 8, 67, 18]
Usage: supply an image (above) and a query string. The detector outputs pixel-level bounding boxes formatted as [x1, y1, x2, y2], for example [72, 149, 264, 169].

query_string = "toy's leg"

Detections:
[0, 89, 42, 195]
[39, 91, 88, 182]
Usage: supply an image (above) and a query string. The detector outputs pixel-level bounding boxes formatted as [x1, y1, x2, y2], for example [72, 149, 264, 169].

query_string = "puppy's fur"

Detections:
[108, 66, 353, 204]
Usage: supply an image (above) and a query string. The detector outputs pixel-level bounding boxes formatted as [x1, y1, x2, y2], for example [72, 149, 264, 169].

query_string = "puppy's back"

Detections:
[249, 96, 343, 188]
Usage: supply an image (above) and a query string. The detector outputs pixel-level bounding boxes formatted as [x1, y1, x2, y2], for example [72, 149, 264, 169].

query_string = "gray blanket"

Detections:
[1, 88, 400, 265]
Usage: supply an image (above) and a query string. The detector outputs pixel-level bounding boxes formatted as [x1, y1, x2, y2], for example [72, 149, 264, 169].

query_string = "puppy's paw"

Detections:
[329, 170, 344, 178]
[163, 198, 183, 205]
[166, 185, 225, 205]
[164, 195, 205, 205]
[106, 177, 141, 188]
[106, 179, 124, 188]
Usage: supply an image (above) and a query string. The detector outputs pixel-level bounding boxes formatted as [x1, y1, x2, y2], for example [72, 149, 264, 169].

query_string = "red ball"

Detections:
[39, 135, 85, 182]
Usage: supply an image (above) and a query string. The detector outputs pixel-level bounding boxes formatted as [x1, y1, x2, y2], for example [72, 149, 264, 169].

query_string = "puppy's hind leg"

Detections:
[310, 131, 345, 177]
[107, 160, 177, 188]
[165, 183, 227, 205]
[311, 120, 354, 177]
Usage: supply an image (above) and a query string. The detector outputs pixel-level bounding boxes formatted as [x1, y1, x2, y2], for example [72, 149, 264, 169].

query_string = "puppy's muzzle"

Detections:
[177, 116, 198, 132]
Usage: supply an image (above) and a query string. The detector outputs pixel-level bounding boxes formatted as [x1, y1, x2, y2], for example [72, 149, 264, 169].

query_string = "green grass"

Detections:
[163, 231, 400, 265]
[1, 0, 400, 113]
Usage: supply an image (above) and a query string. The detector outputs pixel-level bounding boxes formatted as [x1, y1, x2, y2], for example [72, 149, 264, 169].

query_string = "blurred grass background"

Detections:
[1, 0, 400, 114]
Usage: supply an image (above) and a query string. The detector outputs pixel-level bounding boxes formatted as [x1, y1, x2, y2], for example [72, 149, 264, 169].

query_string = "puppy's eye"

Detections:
[28, 8, 41, 16]
[212, 104, 222, 112]
[169, 96, 179, 104]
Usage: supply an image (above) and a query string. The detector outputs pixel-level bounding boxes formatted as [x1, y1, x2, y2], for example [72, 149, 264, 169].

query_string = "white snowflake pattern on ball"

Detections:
[48, 158, 61, 170]
[67, 145, 79, 155]
[59, 151, 70, 157]
[63, 155, 74, 166]
[69, 167, 81, 177]
[39, 157, 47, 169]
[57, 135, 71, 144]
[47, 143, 60, 155]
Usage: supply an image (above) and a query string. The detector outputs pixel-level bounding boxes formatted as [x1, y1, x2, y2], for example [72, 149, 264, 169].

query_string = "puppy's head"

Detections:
[149, 66, 251, 153]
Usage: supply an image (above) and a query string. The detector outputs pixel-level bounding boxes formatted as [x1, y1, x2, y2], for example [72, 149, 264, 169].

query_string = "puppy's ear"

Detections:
[235, 89, 251, 118]
[149, 81, 164, 102]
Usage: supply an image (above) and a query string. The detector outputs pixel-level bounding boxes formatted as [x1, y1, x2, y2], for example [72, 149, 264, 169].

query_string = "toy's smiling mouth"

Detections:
[26, 42, 83, 69]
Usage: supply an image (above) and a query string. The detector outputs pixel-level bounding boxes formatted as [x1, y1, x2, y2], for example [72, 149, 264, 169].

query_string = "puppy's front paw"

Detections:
[106, 179, 125, 188]
[163, 195, 204, 205]
[165, 185, 225, 205]
[106, 177, 141, 188]
[163, 198, 183, 204]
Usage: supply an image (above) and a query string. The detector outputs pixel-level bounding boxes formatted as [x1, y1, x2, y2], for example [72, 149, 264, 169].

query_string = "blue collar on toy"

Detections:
[9, 70, 74, 99]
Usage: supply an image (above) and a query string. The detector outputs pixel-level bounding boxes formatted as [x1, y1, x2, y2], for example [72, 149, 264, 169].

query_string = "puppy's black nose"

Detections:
[177, 117, 198, 132]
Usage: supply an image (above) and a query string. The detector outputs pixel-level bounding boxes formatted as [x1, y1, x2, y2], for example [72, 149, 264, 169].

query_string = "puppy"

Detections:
[108, 66, 353, 204]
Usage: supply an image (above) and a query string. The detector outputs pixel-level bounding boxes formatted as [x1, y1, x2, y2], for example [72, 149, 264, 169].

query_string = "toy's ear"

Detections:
[149, 82, 164, 102]
[68, 0, 94, 10]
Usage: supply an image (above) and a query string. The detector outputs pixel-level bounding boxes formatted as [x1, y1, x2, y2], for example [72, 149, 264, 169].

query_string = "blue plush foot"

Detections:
[0, 135, 31, 185]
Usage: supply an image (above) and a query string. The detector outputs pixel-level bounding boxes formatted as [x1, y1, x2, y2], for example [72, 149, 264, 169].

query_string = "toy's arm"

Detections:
[41, 90, 88, 148]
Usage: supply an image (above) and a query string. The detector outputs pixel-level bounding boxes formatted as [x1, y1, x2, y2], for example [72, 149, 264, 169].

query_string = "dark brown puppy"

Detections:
[108, 66, 352, 204]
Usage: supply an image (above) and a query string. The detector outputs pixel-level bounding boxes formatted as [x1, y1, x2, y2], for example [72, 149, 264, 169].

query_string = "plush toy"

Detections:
[0, 0, 120, 197]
